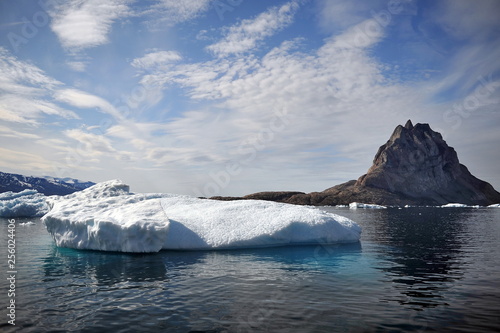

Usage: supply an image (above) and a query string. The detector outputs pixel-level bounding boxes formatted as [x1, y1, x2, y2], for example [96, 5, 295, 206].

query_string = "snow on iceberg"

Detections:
[0, 189, 50, 217]
[42, 181, 170, 252]
[42, 180, 361, 253]
[19, 221, 36, 226]
[441, 203, 479, 208]
[349, 202, 387, 209]
[159, 196, 361, 250]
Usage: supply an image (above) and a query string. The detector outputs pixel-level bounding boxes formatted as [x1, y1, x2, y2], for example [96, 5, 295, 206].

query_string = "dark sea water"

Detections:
[1, 207, 499, 332]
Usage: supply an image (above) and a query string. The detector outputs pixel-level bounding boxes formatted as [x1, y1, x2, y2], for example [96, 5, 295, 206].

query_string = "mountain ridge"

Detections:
[0, 171, 95, 196]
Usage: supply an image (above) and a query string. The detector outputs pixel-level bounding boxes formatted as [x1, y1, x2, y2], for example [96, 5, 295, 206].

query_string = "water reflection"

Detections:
[43, 242, 363, 286]
[38, 243, 363, 332]
[329, 207, 471, 310]
[43, 247, 170, 285]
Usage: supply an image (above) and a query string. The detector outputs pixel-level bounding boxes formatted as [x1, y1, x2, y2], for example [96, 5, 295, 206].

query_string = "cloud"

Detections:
[132, 16, 425, 194]
[142, 0, 212, 29]
[53, 89, 167, 160]
[36, 138, 73, 153]
[106, 122, 159, 149]
[0, 147, 56, 173]
[418, 0, 500, 99]
[62, 128, 135, 168]
[66, 61, 87, 72]
[49, 0, 131, 50]
[54, 88, 123, 121]
[131, 50, 182, 70]
[316, 0, 418, 34]
[64, 129, 117, 157]
[430, 0, 500, 42]
[0, 95, 77, 124]
[0, 125, 41, 139]
[0, 47, 79, 123]
[206, 1, 300, 57]
[0, 47, 61, 93]
[316, 0, 385, 30]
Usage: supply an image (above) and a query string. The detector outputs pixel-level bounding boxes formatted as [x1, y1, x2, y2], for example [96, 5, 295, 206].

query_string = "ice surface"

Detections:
[160, 196, 361, 250]
[349, 202, 387, 209]
[42, 180, 362, 253]
[43, 181, 169, 252]
[441, 203, 479, 208]
[0, 189, 50, 217]
[19, 221, 36, 226]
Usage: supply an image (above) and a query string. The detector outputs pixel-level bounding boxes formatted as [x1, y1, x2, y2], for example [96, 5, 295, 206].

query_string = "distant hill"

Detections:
[212, 120, 500, 206]
[0, 171, 95, 196]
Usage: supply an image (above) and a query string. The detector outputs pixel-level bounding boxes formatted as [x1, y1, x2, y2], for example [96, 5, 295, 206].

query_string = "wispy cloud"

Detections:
[131, 50, 182, 70]
[49, 0, 132, 50]
[66, 61, 87, 72]
[316, 0, 386, 30]
[0, 47, 61, 92]
[0, 95, 77, 124]
[417, 0, 500, 99]
[142, 0, 212, 29]
[0, 47, 78, 124]
[54, 88, 123, 121]
[0, 125, 41, 139]
[430, 0, 500, 42]
[0, 147, 57, 173]
[64, 129, 117, 157]
[206, 1, 300, 57]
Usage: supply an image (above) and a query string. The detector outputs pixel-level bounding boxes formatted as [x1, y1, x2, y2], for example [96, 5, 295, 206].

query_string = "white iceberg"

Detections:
[19, 221, 36, 226]
[487, 204, 500, 208]
[349, 202, 387, 209]
[42, 180, 361, 253]
[0, 189, 50, 217]
[441, 203, 479, 208]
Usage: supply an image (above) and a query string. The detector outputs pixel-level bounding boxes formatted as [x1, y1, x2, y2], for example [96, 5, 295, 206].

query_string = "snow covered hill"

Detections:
[0, 171, 95, 196]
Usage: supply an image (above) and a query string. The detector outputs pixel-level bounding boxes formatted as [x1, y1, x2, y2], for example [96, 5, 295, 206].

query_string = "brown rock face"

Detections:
[211, 121, 500, 206]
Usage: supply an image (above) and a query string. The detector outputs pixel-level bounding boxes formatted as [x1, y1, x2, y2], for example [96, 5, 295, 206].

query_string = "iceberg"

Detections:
[19, 221, 36, 226]
[349, 202, 387, 209]
[42, 180, 361, 253]
[487, 204, 500, 208]
[0, 189, 50, 217]
[440, 203, 479, 208]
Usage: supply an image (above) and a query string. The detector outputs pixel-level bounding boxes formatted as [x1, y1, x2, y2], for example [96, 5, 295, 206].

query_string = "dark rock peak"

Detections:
[404, 119, 413, 130]
[388, 121, 441, 144]
[356, 121, 500, 205]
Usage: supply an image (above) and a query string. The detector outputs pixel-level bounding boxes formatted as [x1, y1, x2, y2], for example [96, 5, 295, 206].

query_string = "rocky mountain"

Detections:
[212, 121, 500, 206]
[0, 171, 95, 196]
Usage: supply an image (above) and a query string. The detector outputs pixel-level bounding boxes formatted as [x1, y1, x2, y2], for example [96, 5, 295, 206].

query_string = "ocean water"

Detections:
[1, 207, 499, 332]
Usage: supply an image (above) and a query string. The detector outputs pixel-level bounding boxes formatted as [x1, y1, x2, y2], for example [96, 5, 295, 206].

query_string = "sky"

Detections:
[0, 0, 499, 196]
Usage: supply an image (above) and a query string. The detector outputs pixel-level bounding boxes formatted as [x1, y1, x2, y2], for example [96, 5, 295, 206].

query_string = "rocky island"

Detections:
[212, 121, 500, 206]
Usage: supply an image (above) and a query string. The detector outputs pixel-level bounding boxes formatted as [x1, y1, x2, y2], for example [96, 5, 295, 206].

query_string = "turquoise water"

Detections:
[1, 207, 499, 332]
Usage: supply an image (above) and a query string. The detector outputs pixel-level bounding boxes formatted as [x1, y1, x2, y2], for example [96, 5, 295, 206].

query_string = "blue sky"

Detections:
[0, 0, 499, 196]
